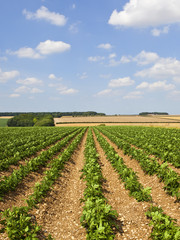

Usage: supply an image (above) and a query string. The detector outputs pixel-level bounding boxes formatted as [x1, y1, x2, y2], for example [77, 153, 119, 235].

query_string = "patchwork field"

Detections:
[0, 126, 179, 239]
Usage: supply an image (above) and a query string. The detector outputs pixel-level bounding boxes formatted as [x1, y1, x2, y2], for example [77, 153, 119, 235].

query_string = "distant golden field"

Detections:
[54, 115, 180, 128]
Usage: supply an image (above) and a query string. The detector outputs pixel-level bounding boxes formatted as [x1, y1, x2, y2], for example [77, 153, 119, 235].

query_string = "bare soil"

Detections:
[31, 131, 88, 239]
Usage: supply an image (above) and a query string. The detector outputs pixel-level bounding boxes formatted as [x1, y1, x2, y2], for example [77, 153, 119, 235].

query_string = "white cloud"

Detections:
[123, 91, 143, 99]
[120, 51, 159, 65]
[109, 53, 116, 59]
[14, 86, 30, 93]
[58, 88, 78, 95]
[48, 74, 56, 79]
[30, 88, 44, 93]
[0, 69, 20, 83]
[108, 59, 121, 67]
[48, 81, 78, 95]
[135, 57, 180, 80]
[98, 43, 112, 50]
[9, 93, 20, 98]
[23, 6, 67, 26]
[72, 4, 76, 9]
[36, 40, 71, 55]
[136, 81, 175, 91]
[120, 56, 131, 63]
[88, 56, 105, 62]
[134, 51, 159, 65]
[14, 86, 43, 94]
[108, 0, 180, 28]
[96, 89, 112, 96]
[8, 47, 42, 59]
[16, 77, 43, 85]
[8, 40, 71, 59]
[109, 77, 134, 88]
[151, 26, 169, 37]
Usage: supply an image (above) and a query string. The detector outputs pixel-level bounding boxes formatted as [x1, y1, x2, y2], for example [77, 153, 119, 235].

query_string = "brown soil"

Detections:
[31, 131, 88, 239]
[100, 132, 180, 225]
[92, 131, 152, 240]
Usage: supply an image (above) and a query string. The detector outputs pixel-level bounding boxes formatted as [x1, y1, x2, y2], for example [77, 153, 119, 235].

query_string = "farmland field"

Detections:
[0, 126, 179, 239]
[54, 115, 180, 128]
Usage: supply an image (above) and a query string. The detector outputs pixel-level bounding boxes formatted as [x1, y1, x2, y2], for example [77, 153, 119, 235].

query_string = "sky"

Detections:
[0, 0, 180, 115]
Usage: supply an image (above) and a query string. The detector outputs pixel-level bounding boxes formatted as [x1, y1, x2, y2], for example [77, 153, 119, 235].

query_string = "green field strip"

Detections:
[0, 128, 84, 199]
[0, 127, 80, 171]
[96, 127, 180, 200]
[102, 126, 180, 168]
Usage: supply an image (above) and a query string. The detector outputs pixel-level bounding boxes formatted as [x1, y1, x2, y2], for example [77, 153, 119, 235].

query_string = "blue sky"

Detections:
[0, 0, 180, 114]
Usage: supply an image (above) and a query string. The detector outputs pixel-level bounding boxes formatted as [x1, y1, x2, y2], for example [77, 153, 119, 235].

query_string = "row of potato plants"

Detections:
[146, 206, 180, 240]
[0, 127, 63, 158]
[102, 126, 180, 168]
[94, 127, 180, 240]
[0, 128, 83, 200]
[0, 127, 80, 171]
[93, 128, 152, 202]
[0, 128, 87, 239]
[96, 127, 180, 200]
[81, 128, 118, 239]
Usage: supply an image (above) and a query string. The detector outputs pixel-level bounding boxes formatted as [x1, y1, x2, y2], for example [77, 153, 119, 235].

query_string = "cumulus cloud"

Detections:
[108, 0, 180, 28]
[14, 86, 43, 94]
[120, 51, 159, 65]
[123, 91, 143, 99]
[88, 56, 105, 62]
[98, 43, 112, 50]
[16, 77, 43, 85]
[135, 57, 180, 80]
[0, 68, 20, 83]
[7, 47, 42, 59]
[48, 74, 56, 79]
[58, 87, 78, 95]
[108, 77, 134, 88]
[136, 81, 175, 91]
[48, 80, 78, 95]
[23, 6, 67, 26]
[109, 53, 116, 59]
[36, 40, 71, 55]
[120, 56, 131, 64]
[134, 51, 159, 65]
[151, 26, 169, 37]
[96, 89, 112, 96]
[8, 40, 71, 59]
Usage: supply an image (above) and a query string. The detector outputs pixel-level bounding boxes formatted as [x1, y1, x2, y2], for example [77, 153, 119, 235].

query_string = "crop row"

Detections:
[94, 127, 180, 239]
[101, 126, 180, 168]
[0, 128, 87, 239]
[96, 127, 180, 200]
[0, 127, 80, 171]
[0, 128, 83, 199]
[81, 128, 118, 239]
[93, 128, 152, 202]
